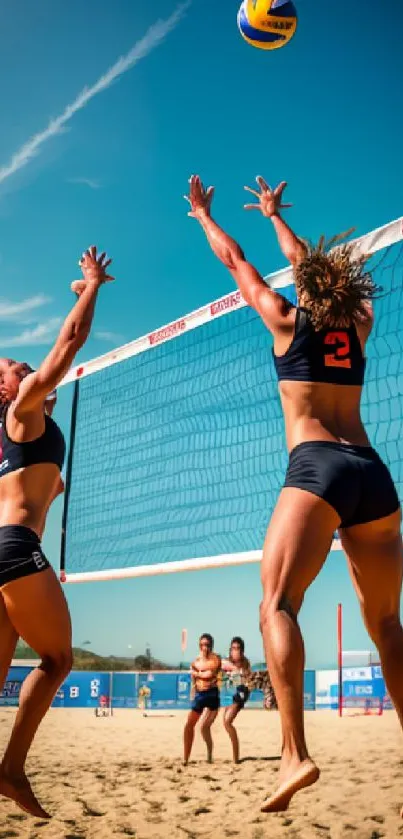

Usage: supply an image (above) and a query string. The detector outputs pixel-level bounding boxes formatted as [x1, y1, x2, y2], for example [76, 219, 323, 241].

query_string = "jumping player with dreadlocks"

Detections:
[185, 175, 403, 814]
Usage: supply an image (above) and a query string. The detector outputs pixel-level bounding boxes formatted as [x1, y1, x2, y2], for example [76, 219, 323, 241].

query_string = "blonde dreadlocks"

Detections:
[294, 229, 381, 331]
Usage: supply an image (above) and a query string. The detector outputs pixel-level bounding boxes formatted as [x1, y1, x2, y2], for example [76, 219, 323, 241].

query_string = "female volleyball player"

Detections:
[185, 175, 403, 813]
[221, 636, 252, 763]
[183, 633, 221, 765]
[0, 246, 113, 819]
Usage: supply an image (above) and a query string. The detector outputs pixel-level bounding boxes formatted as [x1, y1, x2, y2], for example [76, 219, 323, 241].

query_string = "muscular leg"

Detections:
[183, 710, 200, 765]
[260, 488, 339, 813]
[0, 593, 18, 692]
[340, 510, 403, 725]
[223, 704, 241, 763]
[200, 709, 219, 763]
[0, 567, 72, 818]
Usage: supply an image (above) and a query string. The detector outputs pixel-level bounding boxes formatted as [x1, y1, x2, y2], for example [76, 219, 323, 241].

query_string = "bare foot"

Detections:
[0, 770, 50, 819]
[261, 759, 320, 813]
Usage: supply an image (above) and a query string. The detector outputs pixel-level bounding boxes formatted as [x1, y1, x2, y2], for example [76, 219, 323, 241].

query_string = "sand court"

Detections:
[0, 707, 402, 838]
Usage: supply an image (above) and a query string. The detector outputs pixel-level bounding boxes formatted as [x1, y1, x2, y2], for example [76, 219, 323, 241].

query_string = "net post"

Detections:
[337, 603, 343, 717]
[60, 379, 80, 579]
[109, 671, 113, 717]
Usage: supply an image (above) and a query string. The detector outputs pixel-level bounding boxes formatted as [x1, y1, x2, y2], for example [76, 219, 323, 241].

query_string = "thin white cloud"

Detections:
[0, 294, 51, 321]
[0, 2, 190, 185]
[68, 177, 101, 190]
[0, 317, 62, 347]
[95, 330, 125, 344]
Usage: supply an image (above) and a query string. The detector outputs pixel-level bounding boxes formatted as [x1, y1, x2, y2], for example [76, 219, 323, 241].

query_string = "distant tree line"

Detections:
[14, 641, 174, 671]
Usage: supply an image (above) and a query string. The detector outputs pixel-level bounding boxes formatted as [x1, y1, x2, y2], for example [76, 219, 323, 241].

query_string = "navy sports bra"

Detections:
[273, 307, 366, 386]
[0, 408, 65, 478]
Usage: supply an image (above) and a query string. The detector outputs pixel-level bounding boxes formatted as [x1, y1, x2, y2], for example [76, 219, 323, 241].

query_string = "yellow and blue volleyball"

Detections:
[237, 0, 297, 50]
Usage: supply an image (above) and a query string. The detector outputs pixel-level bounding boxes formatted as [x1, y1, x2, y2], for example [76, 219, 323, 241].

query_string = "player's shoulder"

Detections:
[258, 288, 296, 333]
[354, 303, 374, 342]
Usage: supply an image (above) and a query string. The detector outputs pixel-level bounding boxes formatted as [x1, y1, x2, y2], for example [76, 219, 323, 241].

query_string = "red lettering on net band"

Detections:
[324, 331, 352, 368]
[210, 291, 241, 317]
[149, 319, 186, 346]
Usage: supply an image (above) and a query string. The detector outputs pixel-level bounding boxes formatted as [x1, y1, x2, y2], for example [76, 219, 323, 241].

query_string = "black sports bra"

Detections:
[273, 307, 366, 386]
[0, 408, 65, 478]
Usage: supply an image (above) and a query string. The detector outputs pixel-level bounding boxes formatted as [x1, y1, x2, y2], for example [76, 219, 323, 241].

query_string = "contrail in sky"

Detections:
[0, 2, 190, 185]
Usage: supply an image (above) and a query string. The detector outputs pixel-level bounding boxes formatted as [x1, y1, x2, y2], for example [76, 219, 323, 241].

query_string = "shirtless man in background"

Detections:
[183, 633, 221, 765]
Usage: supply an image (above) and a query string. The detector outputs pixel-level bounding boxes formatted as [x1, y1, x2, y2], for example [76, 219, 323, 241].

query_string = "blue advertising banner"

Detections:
[0, 665, 388, 712]
[0, 666, 32, 707]
[304, 670, 316, 710]
[176, 672, 192, 708]
[316, 666, 388, 709]
[138, 672, 186, 709]
[52, 672, 110, 708]
[110, 672, 137, 708]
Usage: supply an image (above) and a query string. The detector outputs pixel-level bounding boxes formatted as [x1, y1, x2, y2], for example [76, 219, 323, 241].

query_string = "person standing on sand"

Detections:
[183, 634, 221, 765]
[221, 636, 252, 763]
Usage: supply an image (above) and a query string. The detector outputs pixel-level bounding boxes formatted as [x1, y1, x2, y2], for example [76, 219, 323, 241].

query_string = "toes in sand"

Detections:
[0, 770, 51, 820]
[261, 759, 320, 814]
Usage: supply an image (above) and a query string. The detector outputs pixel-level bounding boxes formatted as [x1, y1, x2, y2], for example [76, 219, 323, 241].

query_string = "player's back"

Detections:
[272, 307, 370, 450]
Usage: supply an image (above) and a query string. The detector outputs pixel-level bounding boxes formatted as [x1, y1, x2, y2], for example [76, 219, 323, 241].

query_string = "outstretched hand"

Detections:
[184, 175, 215, 218]
[71, 246, 114, 296]
[244, 177, 292, 218]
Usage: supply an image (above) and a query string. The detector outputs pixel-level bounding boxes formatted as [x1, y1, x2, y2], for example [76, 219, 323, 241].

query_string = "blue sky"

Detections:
[0, 0, 402, 668]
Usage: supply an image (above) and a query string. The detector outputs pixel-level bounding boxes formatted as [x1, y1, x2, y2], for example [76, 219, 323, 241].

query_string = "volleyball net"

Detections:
[59, 217, 403, 583]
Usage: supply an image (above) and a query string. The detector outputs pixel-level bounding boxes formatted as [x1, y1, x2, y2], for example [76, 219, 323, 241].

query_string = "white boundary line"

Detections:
[60, 217, 403, 386]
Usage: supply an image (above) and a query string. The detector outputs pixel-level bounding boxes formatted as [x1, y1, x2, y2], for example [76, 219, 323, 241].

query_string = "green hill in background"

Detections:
[14, 642, 270, 672]
[14, 641, 175, 672]
[14, 641, 38, 660]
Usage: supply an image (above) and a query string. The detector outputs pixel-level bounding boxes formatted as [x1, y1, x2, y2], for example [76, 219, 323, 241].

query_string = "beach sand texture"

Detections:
[0, 707, 402, 838]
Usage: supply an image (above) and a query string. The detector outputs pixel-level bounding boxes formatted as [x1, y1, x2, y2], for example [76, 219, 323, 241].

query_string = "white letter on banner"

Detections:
[90, 679, 100, 698]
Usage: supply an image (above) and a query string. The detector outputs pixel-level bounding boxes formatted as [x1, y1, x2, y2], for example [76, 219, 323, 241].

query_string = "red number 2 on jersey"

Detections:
[324, 331, 351, 368]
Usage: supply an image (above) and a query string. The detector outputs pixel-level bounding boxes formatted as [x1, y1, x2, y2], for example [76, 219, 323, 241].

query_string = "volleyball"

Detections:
[237, 0, 297, 51]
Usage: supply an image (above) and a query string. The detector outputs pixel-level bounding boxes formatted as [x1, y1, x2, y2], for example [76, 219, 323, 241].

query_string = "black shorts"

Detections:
[191, 687, 220, 714]
[284, 441, 400, 529]
[233, 685, 250, 708]
[0, 525, 50, 588]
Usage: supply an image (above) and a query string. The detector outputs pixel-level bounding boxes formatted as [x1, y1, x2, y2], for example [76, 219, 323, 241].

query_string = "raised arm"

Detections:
[13, 247, 113, 418]
[244, 177, 307, 268]
[185, 175, 291, 331]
